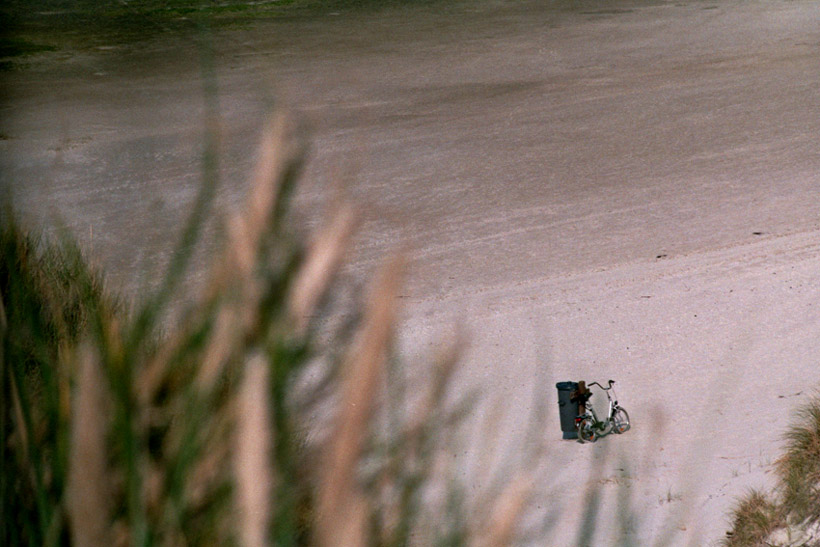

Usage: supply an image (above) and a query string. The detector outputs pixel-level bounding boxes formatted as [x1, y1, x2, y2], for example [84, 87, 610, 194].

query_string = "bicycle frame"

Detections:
[574, 380, 630, 441]
[575, 396, 615, 433]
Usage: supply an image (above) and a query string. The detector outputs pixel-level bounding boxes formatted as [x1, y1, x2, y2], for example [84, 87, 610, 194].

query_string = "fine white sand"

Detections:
[2, 0, 819, 543]
[395, 227, 820, 545]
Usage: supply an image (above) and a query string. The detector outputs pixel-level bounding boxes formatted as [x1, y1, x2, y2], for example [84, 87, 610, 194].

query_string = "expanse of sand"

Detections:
[2, 0, 819, 543]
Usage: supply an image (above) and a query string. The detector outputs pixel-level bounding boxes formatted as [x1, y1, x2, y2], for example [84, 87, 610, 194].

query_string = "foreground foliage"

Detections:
[0, 116, 530, 546]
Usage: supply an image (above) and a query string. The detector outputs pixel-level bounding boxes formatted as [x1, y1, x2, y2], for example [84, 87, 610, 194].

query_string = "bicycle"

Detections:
[574, 380, 630, 443]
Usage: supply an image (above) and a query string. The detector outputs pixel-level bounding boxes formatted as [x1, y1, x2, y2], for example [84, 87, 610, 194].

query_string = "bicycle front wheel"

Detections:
[578, 417, 598, 443]
[612, 408, 630, 434]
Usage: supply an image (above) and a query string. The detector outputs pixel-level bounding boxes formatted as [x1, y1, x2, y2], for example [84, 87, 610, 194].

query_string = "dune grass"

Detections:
[778, 398, 820, 527]
[723, 490, 783, 547]
[0, 114, 540, 546]
[724, 396, 820, 546]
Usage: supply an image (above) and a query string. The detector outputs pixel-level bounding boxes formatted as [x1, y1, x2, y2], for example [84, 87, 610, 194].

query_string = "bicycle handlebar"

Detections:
[587, 380, 615, 390]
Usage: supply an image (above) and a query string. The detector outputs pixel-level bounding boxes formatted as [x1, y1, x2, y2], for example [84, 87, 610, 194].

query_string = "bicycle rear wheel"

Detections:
[578, 417, 598, 443]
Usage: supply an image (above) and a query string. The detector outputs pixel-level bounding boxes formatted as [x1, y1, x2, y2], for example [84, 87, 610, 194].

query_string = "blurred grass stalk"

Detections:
[0, 112, 537, 546]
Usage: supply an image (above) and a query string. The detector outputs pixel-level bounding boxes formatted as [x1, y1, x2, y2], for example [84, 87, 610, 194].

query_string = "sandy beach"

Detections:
[2, 0, 819, 543]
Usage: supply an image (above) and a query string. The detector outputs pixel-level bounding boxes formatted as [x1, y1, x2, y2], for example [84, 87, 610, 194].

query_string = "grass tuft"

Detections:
[777, 397, 820, 527]
[725, 394, 820, 546]
[724, 489, 783, 547]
